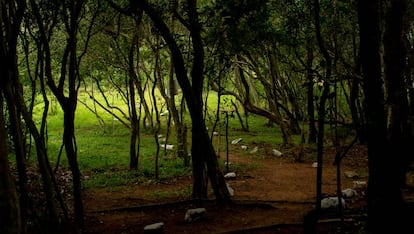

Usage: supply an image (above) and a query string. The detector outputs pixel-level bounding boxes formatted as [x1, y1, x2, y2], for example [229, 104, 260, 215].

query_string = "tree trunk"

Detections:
[0, 97, 22, 234]
[20, 94, 66, 230]
[3, 82, 30, 231]
[306, 41, 317, 144]
[310, 1, 332, 231]
[128, 77, 139, 170]
[168, 63, 188, 161]
[128, 33, 140, 170]
[187, 0, 211, 199]
[33, 0, 85, 228]
[154, 46, 187, 163]
[0, 1, 25, 232]
[135, 0, 231, 204]
[187, 0, 231, 204]
[349, 61, 366, 143]
[7, 79, 68, 230]
[383, 0, 410, 188]
[166, 3, 188, 162]
[63, 107, 84, 231]
[358, 0, 406, 232]
[382, 0, 410, 230]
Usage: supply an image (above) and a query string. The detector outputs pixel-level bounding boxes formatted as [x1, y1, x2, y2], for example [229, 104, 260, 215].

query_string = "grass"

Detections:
[82, 170, 140, 189]
[14, 92, 291, 190]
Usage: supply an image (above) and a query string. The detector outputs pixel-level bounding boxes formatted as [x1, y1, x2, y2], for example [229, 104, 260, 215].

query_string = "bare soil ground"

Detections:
[83, 144, 374, 233]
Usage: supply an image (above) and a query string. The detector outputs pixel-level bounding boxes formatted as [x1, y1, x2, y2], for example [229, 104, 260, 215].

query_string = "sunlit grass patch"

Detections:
[82, 169, 140, 189]
[17, 92, 289, 191]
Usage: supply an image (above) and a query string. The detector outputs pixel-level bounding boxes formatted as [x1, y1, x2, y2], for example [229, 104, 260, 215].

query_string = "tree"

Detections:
[0, 97, 22, 234]
[128, 0, 231, 203]
[0, 1, 25, 232]
[2, 0, 75, 231]
[29, 0, 90, 231]
[358, 0, 411, 232]
[383, 0, 412, 188]
[204, 0, 300, 146]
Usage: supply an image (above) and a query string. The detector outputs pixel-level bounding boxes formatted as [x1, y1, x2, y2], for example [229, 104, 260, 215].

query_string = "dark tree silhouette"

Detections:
[129, 0, 231, 204]
[358, 0, 411, 232]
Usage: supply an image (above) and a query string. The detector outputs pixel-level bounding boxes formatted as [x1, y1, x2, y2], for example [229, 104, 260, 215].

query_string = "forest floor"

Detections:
[81, 143, 395, 234]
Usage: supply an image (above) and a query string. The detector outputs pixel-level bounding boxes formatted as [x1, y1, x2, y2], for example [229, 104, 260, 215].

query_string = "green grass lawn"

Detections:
[15, 93, 301, 189]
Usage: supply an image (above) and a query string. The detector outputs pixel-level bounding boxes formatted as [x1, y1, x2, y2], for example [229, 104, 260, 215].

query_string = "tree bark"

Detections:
[383, 0, 410, 187]
[135, 0, 231, 204]
[64, 1, 85, 227]
[382, 0, 410, 230]
[128, 32, 140, 170]
[358, 0, 407, 232]
[0, 97, 22, 234]
[305, 41, 317, 144]
[313, 0, 332, 213]
[187, 0, 229, 202]
[31, 0, 85, 230]
[3, 77, 30, 231]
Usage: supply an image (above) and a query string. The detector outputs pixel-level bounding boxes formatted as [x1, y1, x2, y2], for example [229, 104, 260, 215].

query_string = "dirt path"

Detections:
[83, 145, 369, 233]
[228, 154, 341, 202]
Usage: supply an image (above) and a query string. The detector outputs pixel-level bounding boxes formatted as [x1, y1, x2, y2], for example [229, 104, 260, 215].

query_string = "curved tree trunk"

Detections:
[304, 1, 333, 233]
[187, 0, 231, 203]
[167, 3, 188, 162]
[3, 84, 30, 231]
[135, 0, 231, 204]
[31, 0, 86, 230]
[128, 31, 141, 170]
[18, 87, 67, 229]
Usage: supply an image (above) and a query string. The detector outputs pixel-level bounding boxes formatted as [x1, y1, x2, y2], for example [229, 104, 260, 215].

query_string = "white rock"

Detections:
[226, 183, 234, 196]
[160, 110, 169, 116]
[184, 208, 206, 222]
[224, 172, 236, 179]
[213, 131, 219, 136]
[144, 222, 164, 231]
[231, 138, 242, 144]
[272, 149, 283, 156]
[160, 144, 174, 150]
[241, 145, 248, 150]
[312, 162, 318, 168]
[342, 188, 357, 198]
[250, 146, 258, 154]
[353, 181, 367, 189]
[321, 197, 345, 209]
[344, 171, 359, 179]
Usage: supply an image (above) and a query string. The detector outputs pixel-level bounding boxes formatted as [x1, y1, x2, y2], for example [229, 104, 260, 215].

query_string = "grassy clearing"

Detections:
[18, 92, 294, 190]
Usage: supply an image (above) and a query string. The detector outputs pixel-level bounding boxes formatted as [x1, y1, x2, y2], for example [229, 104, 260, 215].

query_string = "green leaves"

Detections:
[203, 0, 274, 53]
